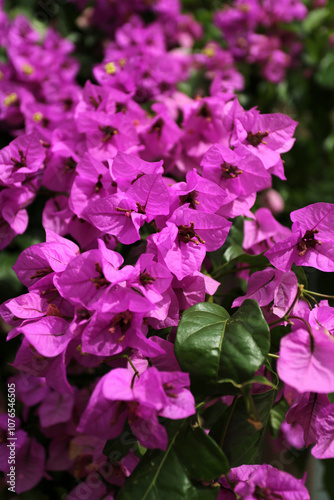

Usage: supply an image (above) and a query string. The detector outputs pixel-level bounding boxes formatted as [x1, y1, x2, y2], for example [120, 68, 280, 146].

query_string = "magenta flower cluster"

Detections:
[214, 0, 308, 83]
[0, 1, 333, 499]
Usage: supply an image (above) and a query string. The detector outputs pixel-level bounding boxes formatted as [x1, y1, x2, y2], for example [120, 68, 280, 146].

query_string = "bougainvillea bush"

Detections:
[1, 0, 334, 498]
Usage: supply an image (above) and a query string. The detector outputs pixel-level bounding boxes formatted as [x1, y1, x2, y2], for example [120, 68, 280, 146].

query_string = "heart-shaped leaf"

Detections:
[210, 390, 276, 467]
[175, 299, 270, 397]
[117, 418, 228, 500]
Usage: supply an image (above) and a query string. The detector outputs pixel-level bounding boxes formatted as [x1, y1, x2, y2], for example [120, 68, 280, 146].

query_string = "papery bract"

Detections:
[243, 207, 291, 254]
[265, 203, 334, 272]
[218, 463, 310, 500]
[233, 268, 297, 318]
[312, 403, 334, 458]
[286, 392, 330, 447]
[277, 327, 334, 393]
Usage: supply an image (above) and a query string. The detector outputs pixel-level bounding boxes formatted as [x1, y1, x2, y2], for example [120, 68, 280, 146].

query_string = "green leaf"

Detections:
[233, 253, 270, 269]
[175, 302, 229, 396]
[223, 243, 244, 262]
[269, 397, 289, 438]
[0, 251, 23, 300]
[175, 300, 270, 397]
[222, 300, 270, 380]
[316, 53, 334, 90]
[208, 246, 227, 273]
[270, 324, 291, 354]
[147, 326, 172, 339]
[322, 458, 334, 499]
[292, 264, 308, 288]
[210, 253, 269, 281]
[174, 423, 230, 481]
[117, 419, 227, 500]
[328, 393, 334, 404]
[103, 423, 139, 459]
[199, 399, 228, 429]
[136, 443, 147, 457]
[302, 8, 329, 33]
[222, 216, 244, 262]
[211, 390, 276, 467]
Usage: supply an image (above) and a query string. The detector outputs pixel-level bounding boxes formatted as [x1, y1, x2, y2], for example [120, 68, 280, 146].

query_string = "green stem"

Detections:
[195, 401, 206, 411]
[268, 353, 279, 359]
[108, 352, 140, 385]
[224, 476, 241, 499]
[288, 315, 310, 330]
[219, 395, 238, 449]
[104, 347, 132, 362]
[211, 260, 232, 277]
[288, 315, 315, 352]
[302, 291, 318, 307]
[268, 317, 285, 328]
[124, 355, 140, 378]
[303, 289, 334, 300]
[286, 285, 303, 316]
